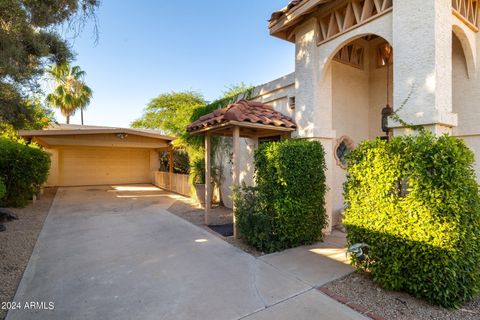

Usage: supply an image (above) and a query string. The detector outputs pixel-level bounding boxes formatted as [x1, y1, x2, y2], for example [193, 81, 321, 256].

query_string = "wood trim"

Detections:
[317, 6, 392, 46]
[18, 128, 175, 141]
[269, 0, 328, 35]
[453, 9, 479, 32]
[452, 0, 479, 32]
[188, 121, 296, 136]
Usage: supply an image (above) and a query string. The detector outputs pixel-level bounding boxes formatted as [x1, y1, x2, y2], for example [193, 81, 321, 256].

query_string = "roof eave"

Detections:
[187, 120, 296, 137]
[18, 128, 176, 141]
[269, 0, 331, 41]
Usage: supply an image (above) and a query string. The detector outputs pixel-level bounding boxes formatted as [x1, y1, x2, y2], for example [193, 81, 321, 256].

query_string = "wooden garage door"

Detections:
[59, 147, 150, 186]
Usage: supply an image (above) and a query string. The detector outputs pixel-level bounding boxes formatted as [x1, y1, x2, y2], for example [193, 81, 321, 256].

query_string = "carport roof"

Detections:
[19, 124, 175, 141]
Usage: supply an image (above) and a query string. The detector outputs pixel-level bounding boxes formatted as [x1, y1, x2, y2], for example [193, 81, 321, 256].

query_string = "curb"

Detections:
[318, 287, 386, 320]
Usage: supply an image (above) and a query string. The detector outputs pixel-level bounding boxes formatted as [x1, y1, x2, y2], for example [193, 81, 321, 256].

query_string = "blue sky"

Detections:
[55, 0, 294, 128]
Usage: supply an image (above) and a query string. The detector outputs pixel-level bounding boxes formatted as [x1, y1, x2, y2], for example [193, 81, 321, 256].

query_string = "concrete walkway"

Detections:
[7, 185, 365, 320]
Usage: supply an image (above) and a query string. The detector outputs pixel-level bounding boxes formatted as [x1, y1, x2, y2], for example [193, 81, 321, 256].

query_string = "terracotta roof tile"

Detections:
[186, 100, 296, 133]
[270, 0, 303, 22]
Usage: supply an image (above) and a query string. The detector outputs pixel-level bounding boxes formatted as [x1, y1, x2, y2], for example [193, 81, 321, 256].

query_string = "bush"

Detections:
[0, 138, 51, 207]
[0, 178, 6, 200]
[343, 132, 480, 308]
[235, 139, 327, 253]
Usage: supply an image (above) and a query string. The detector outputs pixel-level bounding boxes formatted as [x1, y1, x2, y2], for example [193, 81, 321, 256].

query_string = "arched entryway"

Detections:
[326, 34, 394, 228]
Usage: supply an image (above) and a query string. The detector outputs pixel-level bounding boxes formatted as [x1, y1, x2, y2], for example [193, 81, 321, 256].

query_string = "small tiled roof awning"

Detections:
[186, 100, 296, 138]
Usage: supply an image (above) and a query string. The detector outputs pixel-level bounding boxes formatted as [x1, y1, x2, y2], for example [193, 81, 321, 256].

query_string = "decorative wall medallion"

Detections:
[335, 136, 355, 169]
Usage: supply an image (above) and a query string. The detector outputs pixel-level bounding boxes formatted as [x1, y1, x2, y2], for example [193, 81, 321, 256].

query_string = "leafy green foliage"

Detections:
[343, 132, 480, 308]
[0, 0, 98, 129]
[131, 85, 254, 194]
[235, 139, 328, 253]
[132, 92, 206, 135]
[0, 138, 51, 207]
[159, 150, 189, 174]
[0, 97, 54, 131]
[46, 63, 93, 124]
[0, 178, 6, 201]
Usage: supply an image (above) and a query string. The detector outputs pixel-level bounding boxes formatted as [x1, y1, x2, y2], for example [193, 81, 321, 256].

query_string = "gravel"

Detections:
[324, 271, 480, 320]
[0, 188, 57, 320]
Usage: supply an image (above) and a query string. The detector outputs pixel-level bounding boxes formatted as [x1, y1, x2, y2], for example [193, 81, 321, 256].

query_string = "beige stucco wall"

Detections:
[218, 74, 295, 208]
[218, 1, 480, 231]
[452, 31, 480, 183]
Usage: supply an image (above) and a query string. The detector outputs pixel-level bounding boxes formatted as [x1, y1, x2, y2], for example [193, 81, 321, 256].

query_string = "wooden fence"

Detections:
[154, 171, 191, 197]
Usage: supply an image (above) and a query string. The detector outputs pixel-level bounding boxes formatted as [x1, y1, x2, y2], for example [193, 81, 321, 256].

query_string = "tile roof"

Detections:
[270, 0, 304, 22]
[186, 100, 296, 133]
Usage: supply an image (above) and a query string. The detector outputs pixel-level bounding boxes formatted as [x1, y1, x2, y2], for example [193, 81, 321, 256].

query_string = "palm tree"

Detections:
[46, 64, 92, 124]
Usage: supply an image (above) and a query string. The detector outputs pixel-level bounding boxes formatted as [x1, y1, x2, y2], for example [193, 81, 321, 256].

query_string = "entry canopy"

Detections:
[186, 100, 296, 138]
[186, 99, 296, 238]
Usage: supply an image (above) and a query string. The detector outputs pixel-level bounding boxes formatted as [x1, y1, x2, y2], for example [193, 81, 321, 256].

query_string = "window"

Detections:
[288, 96, 296, 109]
[335, 136, 355, 169]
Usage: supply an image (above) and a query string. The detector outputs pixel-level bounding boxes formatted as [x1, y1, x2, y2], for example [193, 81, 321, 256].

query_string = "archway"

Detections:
[327, 34, 393, 228]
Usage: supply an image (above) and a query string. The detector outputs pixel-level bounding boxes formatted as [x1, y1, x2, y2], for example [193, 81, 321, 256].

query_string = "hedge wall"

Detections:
[343, 132, 480, 308]
[0, 178, 5, 200]
[0, 138, 51, 207]
[235, 139, 327, 253]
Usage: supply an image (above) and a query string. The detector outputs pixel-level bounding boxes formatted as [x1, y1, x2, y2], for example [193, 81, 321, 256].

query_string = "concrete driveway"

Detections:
[7, 185, 365, 320]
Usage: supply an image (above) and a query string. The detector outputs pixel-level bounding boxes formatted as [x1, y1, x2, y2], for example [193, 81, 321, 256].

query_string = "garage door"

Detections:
[59, 147, 151, 186]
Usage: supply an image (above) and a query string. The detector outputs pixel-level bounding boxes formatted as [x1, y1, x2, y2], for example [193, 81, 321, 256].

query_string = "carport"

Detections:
[19, 124, 175, 187]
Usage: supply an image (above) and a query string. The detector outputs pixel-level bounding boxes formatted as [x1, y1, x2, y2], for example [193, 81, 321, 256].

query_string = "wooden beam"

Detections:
[204, 132, 212, 225]
[232, 126, 240, 239]
[36, 137, 169, 149]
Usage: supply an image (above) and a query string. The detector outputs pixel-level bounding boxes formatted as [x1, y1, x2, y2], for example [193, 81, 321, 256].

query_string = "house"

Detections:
[19, 124, 175, 187]
[211, 0, 480, 233]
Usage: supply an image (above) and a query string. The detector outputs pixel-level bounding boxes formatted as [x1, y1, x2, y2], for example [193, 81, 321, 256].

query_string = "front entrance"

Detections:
[329, 34, 394, 227]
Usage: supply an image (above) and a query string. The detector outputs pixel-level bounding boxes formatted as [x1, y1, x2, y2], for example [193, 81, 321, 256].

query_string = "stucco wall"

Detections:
[452, 32, 480, 182]
[218, 74, 296, 208]
[331, 60, 370, 221]
[329, 38, 394, 226]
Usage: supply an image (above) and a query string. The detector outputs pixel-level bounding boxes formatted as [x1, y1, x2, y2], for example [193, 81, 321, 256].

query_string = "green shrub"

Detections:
[235, 139, 327, 253]
[343, 132, 480, 308]
[0, 138, 51, 207]
[0, 178, 6, 200]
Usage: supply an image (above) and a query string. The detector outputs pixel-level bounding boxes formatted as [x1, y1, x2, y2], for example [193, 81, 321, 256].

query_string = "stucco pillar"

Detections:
[295, 18, 323, 137]
[392, 0, 457, 134]
[295, 19, 335, 234]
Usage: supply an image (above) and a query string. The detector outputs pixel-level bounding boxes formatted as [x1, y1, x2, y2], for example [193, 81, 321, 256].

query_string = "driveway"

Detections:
[7, 185, 365, 320]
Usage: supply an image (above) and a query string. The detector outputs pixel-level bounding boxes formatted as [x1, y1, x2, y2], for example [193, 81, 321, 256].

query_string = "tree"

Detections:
[46, 63, 93, 124]
[0, 0, 99, 129]
[131, 92, 206, 135]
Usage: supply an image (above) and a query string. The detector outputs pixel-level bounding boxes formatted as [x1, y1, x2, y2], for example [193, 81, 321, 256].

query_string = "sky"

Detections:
[53, 0, 294, 128]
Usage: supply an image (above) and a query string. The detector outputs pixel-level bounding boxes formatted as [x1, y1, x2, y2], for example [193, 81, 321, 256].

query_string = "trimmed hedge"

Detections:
[343, 132, 480, 308]
[0, 178, 5, 200]
[0, 138, 50, 207]
[235, 139, 327, 253]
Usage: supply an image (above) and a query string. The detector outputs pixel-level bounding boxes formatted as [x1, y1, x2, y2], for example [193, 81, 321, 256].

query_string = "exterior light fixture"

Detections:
[116, 133, 128, 139]
[382, 104, 393, 134]
[380, 43, 393, 139]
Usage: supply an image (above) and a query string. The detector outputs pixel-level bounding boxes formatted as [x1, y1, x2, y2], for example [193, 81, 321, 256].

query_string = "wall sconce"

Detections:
[116, 133, 128, 139]
[381, 104, 393, 134]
